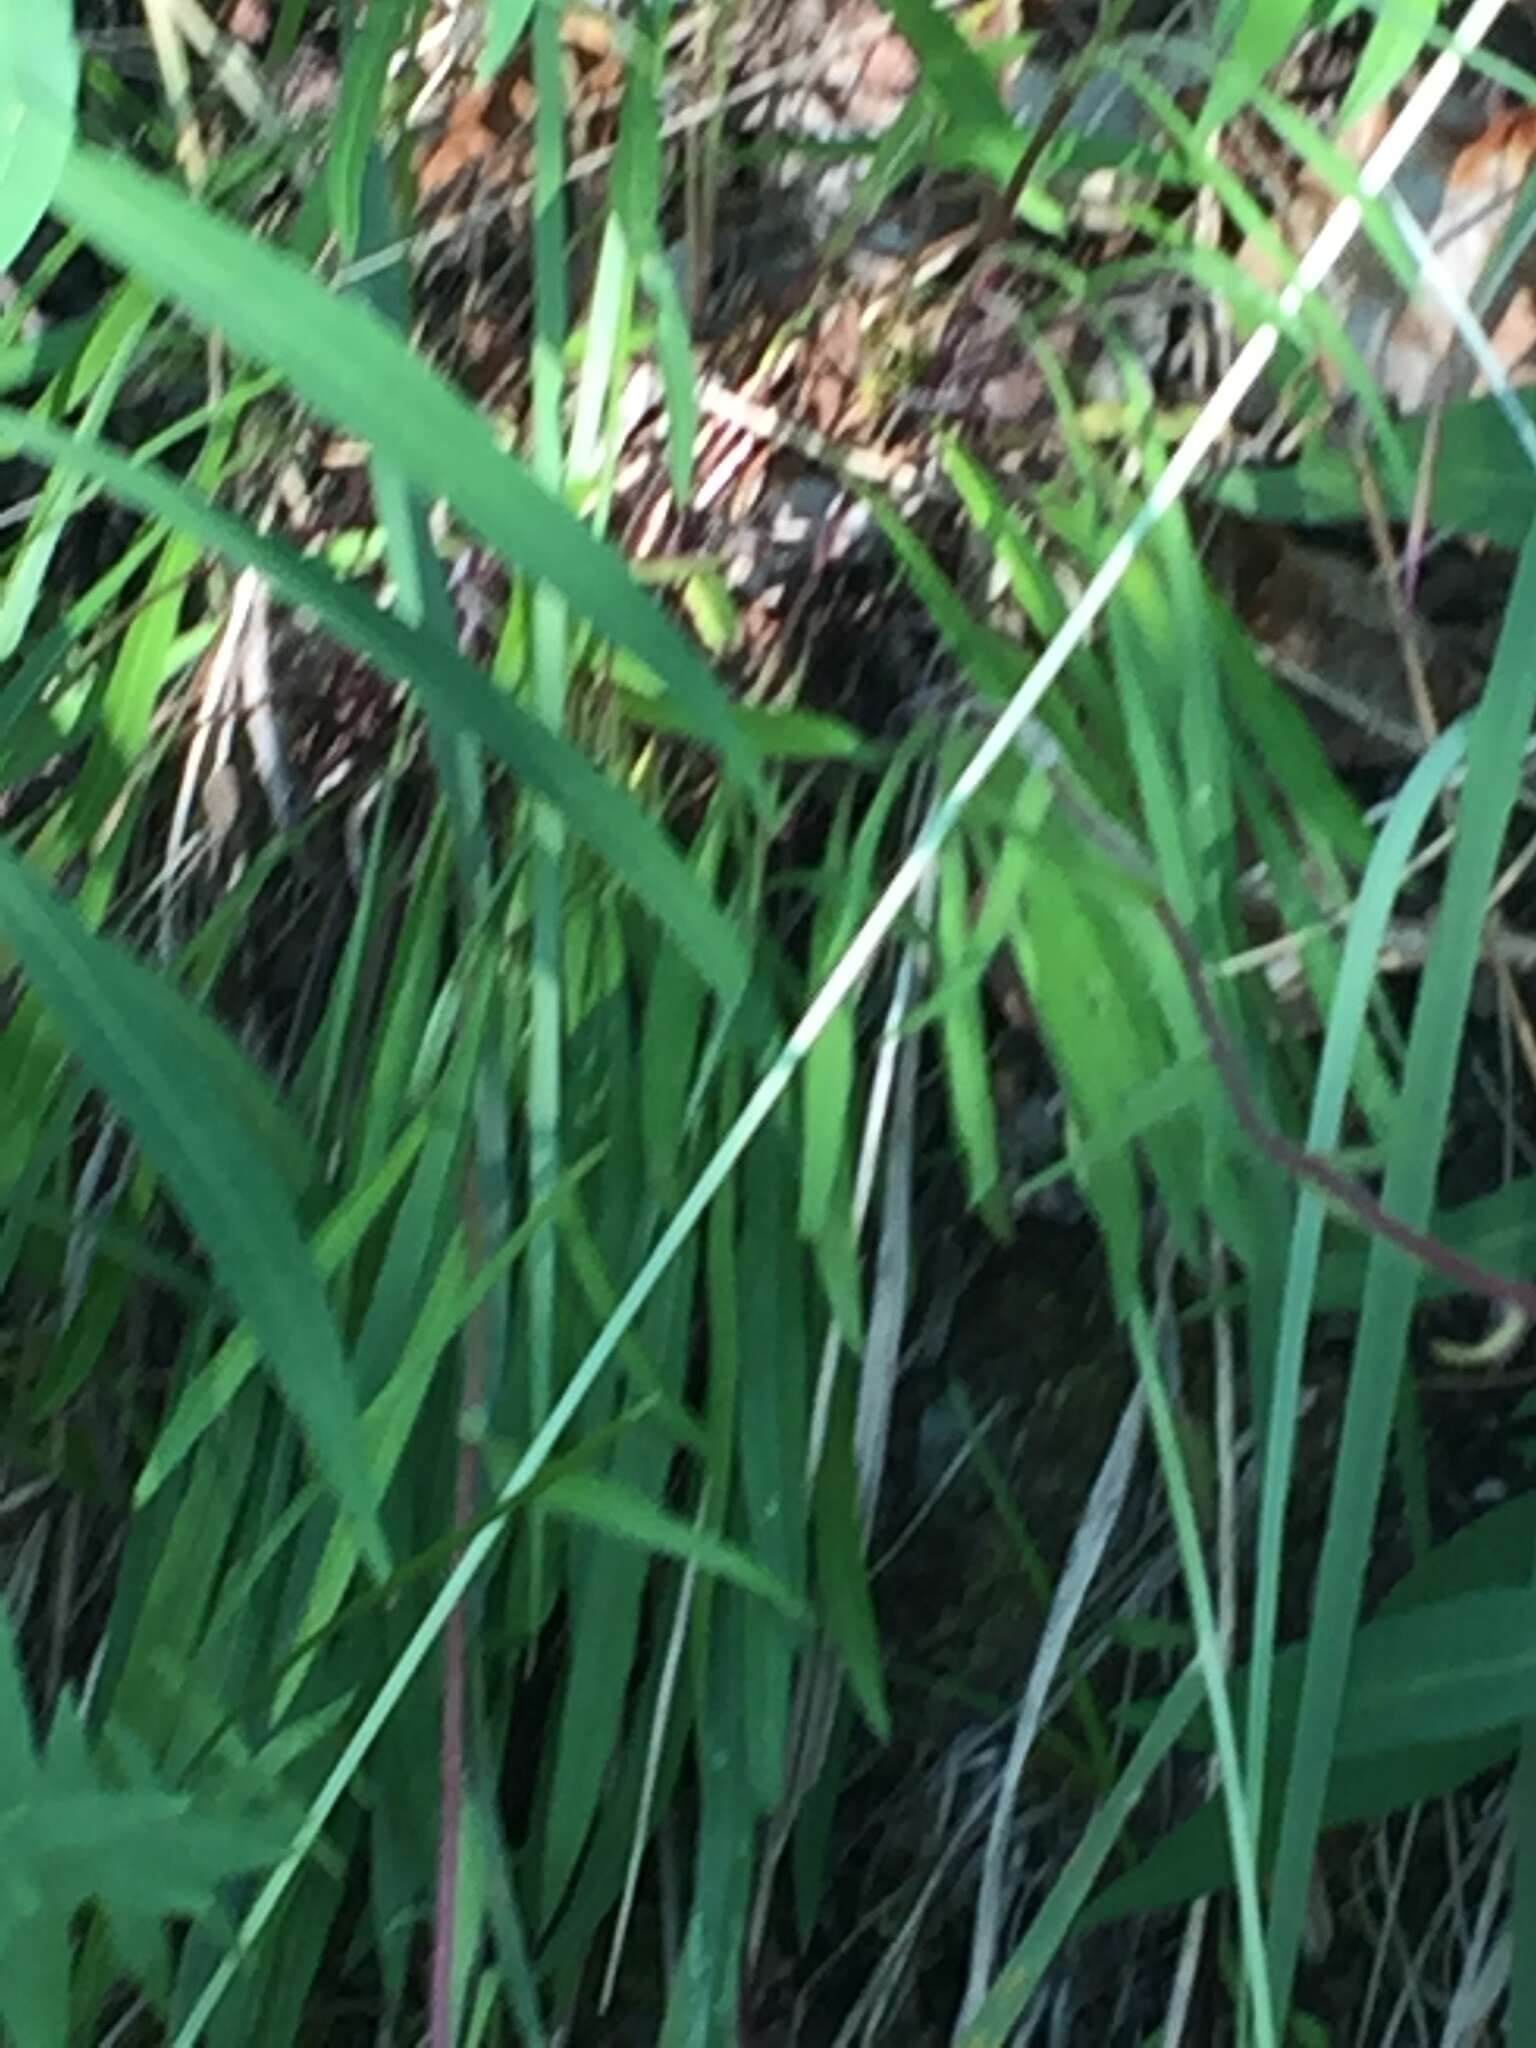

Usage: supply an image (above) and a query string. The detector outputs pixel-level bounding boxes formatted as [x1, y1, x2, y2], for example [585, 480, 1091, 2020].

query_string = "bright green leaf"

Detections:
[0, 0, 78, 272]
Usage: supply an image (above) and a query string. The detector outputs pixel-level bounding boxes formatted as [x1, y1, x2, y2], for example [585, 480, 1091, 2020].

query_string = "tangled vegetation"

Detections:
[7, 1, 1536, 2041]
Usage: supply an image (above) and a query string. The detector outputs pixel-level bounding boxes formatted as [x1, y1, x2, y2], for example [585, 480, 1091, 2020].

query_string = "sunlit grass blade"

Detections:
[1338, 0, 1436, 124]
[1203, 0, 1310, 135]
[49, 144, 758, 787]
[0, 408, 753, 1005]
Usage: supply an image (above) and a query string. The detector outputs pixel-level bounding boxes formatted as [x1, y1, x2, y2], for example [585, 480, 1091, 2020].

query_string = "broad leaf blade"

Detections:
[1208, 391, 1536, 545]
[1339, 1590, 1536, 1757]
[0, 0, 77, 271]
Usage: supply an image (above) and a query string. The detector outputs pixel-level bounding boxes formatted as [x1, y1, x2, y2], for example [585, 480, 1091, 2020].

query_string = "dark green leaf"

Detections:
[0, 851, 388, 1579]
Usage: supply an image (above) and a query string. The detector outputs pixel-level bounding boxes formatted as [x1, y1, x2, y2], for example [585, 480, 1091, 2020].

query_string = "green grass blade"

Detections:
[328, 0, 416, 259]
[1125, 1297, 1275, 2047]
[49, 144, 758, 787]
[1265, 518, 1536, 2017]
[135, 1111, 433, 1501]
[1246, 719, 1469, 1852]
[480, 0, 535, 80]
[1203, 0, 1310, 135]
[0, 850, 388, 1580]
[0, 0, 77, 270]
[609, 9, 695, 497]
[523, 0, 572, 1645]
[538, 1473, 808, 1622]
[1338, 0, 1436, 125]
[935, 837, 1002, 1216]
[0, 287, 152, 664]
[0, 407, 752, 1005]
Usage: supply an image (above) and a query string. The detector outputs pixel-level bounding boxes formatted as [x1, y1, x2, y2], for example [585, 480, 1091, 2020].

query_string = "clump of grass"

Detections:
[6, 2, 1536, 2043]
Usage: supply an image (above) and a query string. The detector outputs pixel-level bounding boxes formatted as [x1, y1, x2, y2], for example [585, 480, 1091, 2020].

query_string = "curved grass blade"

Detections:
[0, 0, 77, 271]
[0, 408, 753, 1006]
[0, 850, 388, 1580]
[49, 144, 757, 789]
[1265, 515, 1536, 2019]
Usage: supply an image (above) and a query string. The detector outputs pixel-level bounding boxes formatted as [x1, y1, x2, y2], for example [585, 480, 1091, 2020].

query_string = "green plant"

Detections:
[7, 1, 1536, 2042]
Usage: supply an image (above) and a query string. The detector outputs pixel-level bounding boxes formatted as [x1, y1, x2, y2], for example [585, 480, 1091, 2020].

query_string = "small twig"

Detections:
[1349, 423, 1444, 751]
[1155, 899, 1536, 1322]
[978, 0, 1141, 247]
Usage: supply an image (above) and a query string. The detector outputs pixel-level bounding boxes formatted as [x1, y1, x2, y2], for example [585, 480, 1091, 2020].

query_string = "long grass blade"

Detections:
[0, 851, 388, 1577]
[0, 409, 752, 1002]
[1264, 516, 1536, 2015]
[47, 144, 757, 783]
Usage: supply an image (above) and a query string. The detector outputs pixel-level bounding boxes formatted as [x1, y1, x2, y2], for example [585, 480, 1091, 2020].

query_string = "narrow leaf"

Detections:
[0, 408, 754, 1007]
[49, 145, 757, 787]
[0, 852, 388, 1578]
[538, 1474, 809, 1622]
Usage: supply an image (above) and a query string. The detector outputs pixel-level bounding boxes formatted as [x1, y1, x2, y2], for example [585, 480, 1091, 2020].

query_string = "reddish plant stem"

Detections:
[429, 1173, 490, 2048]
[1153, 898, 1536, 1321]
